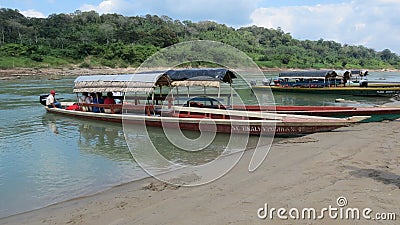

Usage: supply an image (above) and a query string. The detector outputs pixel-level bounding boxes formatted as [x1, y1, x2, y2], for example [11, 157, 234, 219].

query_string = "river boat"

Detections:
[40, 68, 368, 136]
[183, 96, 400, 123]
[238, 105, 400, 123]
[253, 70, 400, 97]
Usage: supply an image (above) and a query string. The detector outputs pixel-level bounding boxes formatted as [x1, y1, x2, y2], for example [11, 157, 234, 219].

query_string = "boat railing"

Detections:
[76, 103, 157, 115]
[76, 103, 122, 114]
[171, 105, 369, 123]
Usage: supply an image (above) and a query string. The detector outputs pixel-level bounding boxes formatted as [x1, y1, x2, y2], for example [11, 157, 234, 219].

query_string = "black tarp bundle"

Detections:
[166, 68, 237, 83]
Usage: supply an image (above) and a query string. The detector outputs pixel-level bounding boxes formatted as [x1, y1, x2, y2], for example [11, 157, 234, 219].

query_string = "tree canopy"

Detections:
[1, 8, 399, 69]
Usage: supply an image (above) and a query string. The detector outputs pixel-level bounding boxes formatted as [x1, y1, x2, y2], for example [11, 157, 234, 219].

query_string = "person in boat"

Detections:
[79, 92, 92, 103]
[104, 92, 116, 104]
[79, 92, 92, 111]
[92, 92, 104, 113]
[104, 92, 118, 113]
[46, 90, 62, 108]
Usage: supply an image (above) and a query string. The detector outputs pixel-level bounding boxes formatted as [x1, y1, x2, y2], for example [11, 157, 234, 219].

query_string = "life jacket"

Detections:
[65, 104, 80, 111]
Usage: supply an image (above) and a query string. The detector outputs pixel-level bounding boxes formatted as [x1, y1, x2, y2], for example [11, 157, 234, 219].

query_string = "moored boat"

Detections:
[182, 96, 400, 123]
[254, 85, 400, 97]
[41, 68, 369, 136]
[238, 105, 400, 123]
[45, 103, 367, 136]
[253, 70, 400, 97]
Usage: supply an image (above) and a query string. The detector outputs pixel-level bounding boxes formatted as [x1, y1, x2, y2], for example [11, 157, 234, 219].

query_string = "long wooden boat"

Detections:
[41, 68, 369, 137]
[253, 70, 400, 97]
[235, 105, 400, 123]
[182, 96, 400, 123]
[253, 85, 400, 97]
[45, 103, 368, 136]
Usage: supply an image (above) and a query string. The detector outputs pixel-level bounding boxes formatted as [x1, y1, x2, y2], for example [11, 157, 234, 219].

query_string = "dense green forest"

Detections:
[1, 8, 400, 70]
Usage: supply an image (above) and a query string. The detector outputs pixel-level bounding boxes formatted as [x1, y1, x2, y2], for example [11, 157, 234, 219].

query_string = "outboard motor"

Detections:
[39, 94, 49, 106]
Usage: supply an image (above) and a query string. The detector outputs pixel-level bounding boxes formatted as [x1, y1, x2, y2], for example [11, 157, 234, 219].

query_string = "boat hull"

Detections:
[238, 105, 400, 123]
[45, 107, 356, 137]
[253, 86, 400, 97]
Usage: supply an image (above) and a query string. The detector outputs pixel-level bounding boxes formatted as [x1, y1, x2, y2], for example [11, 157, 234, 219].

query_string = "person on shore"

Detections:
[46, 90, 62, 108]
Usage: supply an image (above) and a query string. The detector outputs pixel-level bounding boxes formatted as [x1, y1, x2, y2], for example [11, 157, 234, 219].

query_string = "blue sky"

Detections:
[1, 0, 399, 54]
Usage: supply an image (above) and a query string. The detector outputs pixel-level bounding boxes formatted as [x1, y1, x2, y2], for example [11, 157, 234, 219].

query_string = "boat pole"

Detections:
[230, 82, 233, 109]
[159, 86, 162, 105]
[177, 87, 180, 105]
[152, 90, 155, 116]
[169, 86, 174, 109]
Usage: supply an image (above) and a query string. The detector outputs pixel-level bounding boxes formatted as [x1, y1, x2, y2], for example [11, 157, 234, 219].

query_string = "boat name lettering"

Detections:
[231, 125, 299, 133]
[377, 90, 400, 94]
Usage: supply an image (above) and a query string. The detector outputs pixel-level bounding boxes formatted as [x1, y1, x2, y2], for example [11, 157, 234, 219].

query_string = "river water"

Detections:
[0, 71, 398, 218]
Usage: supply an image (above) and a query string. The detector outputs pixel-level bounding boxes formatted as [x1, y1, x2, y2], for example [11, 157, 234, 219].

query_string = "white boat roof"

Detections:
[74, 73, 163, 83]
[73, 72, 169, 93]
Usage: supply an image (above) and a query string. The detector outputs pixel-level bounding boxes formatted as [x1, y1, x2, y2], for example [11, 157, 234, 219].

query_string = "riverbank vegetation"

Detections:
[1, 8, 399, 70]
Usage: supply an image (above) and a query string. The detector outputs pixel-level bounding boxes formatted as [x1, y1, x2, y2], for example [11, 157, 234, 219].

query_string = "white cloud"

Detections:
[80, 0, 260, 26]
[21, 9, 46, 18]
[250, 0, 400, 53]
[80, 0, 130, 14]
[76, 0, 400, 53]
[155, 0, 260, 25]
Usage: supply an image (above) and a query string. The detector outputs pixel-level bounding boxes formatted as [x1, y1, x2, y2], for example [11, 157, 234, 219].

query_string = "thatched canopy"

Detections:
[73, 73, 170, 93]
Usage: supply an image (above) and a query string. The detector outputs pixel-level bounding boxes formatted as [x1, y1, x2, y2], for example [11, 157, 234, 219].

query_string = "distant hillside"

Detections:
[1, 8, 399, 70]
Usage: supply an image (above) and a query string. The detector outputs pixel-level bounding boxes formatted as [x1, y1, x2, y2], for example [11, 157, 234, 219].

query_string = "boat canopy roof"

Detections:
[166, 68, 237, 87]
[73, 72, 170, 93]
[279, 70, 338, 79]
[73, 68, 237, 92]
[337, 70, 369, 77]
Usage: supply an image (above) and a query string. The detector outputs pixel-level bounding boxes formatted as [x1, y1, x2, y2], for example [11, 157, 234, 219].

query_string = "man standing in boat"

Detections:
[46, 90, 62, 108]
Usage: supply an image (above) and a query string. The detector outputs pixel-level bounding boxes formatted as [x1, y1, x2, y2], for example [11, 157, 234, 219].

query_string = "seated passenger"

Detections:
[104, 92, 116, 113]
[79, 92, 92, 111]
[92, 92, 104, 113]
[104, 92, 116, 104]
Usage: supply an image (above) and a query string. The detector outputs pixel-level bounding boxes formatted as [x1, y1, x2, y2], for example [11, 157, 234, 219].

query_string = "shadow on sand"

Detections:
[346, 166, 400, 189]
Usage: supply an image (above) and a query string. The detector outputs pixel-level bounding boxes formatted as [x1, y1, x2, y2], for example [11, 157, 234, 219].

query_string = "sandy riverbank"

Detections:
[1, 120, 399, 225]
[0, 67, 141, 80]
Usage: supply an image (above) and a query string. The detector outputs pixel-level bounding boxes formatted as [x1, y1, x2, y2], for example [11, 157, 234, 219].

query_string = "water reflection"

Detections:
[42, 112, 274, 169]
[48, 120, 59, 134]
[41, 111, 270, 168]
[41, 113, 133, 162]
[78, 121, 133, 162]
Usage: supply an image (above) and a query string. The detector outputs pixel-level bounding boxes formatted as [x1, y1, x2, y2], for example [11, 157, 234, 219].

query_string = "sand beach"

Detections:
[1, 120, 399, 225]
